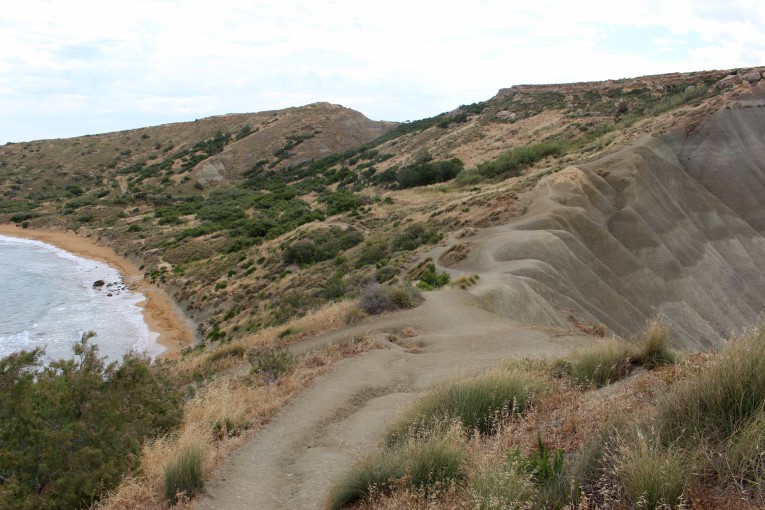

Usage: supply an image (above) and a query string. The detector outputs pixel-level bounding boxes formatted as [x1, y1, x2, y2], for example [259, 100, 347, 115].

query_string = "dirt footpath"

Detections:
[195, 290, 591, 510]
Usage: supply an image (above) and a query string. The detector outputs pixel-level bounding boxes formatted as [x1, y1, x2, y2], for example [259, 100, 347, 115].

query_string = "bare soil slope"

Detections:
[445, 84, 765, 349]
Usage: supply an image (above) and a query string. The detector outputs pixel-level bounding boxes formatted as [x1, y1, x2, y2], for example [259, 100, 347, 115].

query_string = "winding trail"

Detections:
[195, 290, 590, 510]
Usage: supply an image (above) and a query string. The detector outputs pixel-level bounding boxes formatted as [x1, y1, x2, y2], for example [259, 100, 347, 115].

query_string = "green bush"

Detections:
[387, 371, 545, 443]
[355, 241, 389, 268]
[391, 223, 442, 252]
[0, 335, 182, 509]
[476, 142, 564, 179]
[417, 264, 450, 290]
[283, 226, 363, 266]
[319, 190, 365, 216]
[163, 444, 205, 504]
[395, 158, 464, 188]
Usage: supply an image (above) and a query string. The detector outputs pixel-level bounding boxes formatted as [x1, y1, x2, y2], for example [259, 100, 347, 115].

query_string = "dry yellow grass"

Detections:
[95, 301, 376, 510]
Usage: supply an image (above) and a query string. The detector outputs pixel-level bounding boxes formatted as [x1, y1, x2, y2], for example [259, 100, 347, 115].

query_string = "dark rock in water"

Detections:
[93, 280, 105, 288]
[107, 292, 113, 297]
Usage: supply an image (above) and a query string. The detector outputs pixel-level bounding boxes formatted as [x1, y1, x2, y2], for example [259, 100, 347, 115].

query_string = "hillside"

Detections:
[2, 67, 762, 347]
[3, 66, 765, 509]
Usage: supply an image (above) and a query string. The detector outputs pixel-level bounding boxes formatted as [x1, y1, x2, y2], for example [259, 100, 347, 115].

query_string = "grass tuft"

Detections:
[163, 444, 205, 504]
[658, 322, 765, 443]
[638, 319, 675, 368]
[613, 434, 689, 509]
[558, 319, 676, 387]
[387, 370, 545, 443]
[563, 338, 635, 388]
[326, 434, 465, 509]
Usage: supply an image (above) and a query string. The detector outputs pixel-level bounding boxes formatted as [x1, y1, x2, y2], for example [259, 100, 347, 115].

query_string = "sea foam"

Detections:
[0, 235, 164, 361]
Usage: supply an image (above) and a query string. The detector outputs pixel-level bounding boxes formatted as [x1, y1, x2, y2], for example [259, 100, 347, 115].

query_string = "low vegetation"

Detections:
[386, 370, 545, 443]
[556, 319, 676, 387]
[328, 428, 466, 509]
[359, 283, 423, 315]
[343, 320, 765, 510]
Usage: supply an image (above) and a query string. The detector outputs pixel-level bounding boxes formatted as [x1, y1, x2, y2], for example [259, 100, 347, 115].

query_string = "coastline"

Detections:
[0, 224, 195, 359]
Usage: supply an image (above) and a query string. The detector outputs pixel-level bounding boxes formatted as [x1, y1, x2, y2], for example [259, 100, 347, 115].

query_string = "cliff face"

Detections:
[449, 84, 765, 349]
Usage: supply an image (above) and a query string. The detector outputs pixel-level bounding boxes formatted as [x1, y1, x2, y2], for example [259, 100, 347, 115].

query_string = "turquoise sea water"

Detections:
[0, 235, 164, 362]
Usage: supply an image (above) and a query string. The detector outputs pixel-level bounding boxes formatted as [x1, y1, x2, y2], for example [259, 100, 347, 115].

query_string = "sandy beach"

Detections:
[0, 224, 195, 358]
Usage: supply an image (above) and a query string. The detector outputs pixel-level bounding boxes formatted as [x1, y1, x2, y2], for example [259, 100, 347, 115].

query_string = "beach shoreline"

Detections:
[0, 224, 195, 359]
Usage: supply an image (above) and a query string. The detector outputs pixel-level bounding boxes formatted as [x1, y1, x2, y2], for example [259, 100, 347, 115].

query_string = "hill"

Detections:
[3, 66, 765, 510]
[2, 67, 763, 347]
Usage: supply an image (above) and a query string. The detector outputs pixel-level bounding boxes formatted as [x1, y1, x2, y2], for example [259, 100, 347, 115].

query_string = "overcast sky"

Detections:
[1, 0, 764, 144]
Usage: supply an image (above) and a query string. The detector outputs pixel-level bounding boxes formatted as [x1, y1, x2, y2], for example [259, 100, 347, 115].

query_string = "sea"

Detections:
[0, 235, 164, 362]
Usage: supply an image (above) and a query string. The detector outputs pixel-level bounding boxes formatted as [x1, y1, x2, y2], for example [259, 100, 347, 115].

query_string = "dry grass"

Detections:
[95, 302, 377, 510]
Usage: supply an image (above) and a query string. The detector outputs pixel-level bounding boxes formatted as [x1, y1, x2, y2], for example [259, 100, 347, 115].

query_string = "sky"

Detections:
[1, 0, 764, 144]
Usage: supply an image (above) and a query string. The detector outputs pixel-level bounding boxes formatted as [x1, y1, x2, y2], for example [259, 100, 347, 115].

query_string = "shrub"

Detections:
[163, 444, 205, 504]
[359, 283, 423, 315]
[283, 226, 363, 265]
[476, 141, 564, 179]
[0, 336, 182, 509]
[387, 370, 545, 443]
[417, 264, 450, 290]
[319, 190, 365, 216]
[395, 158, 464, 188]
[355, 241, 389, 268]
[391, 223, 442, 252]
[247, 346, 296, 383]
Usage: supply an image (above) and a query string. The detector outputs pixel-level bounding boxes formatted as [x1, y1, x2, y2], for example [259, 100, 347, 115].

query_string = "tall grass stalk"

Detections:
[658, 322, 765, 442]
[613, 433, 689, 510]
[472, 464, 538, 510]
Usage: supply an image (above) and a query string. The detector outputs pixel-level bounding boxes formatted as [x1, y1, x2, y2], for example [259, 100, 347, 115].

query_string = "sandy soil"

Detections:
[0, 224, 195, 358]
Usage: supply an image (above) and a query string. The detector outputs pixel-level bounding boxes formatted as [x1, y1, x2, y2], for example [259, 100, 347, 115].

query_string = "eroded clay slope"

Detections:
[449, 87, 765, 349]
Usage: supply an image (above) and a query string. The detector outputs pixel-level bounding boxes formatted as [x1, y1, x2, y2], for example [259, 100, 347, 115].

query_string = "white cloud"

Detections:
[0, 0, 763, 142]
